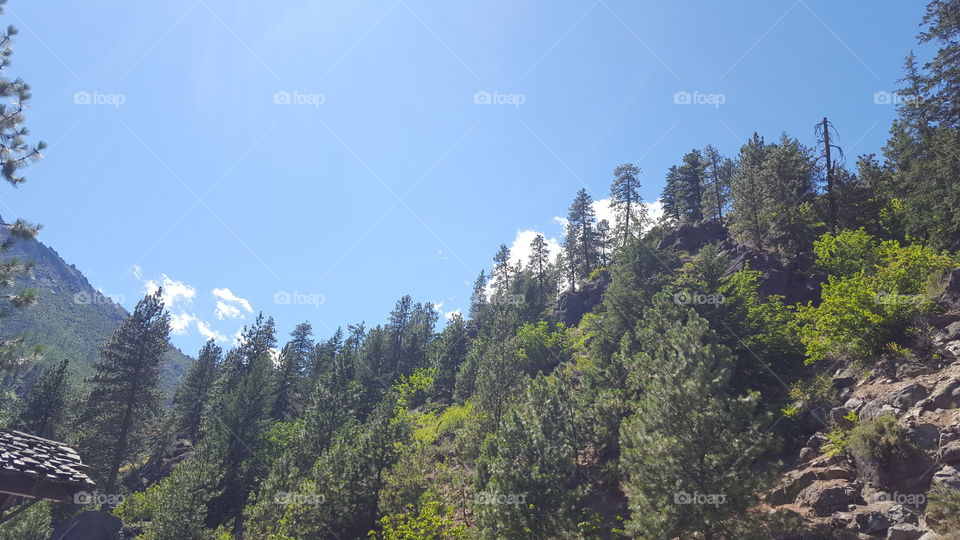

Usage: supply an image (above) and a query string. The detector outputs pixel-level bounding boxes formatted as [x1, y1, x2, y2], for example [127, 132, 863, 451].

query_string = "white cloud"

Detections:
[131, 265, 143, 280]
[507, 229, 562, 266]
[212, 287, 253, 320]
[197, 319, 228, 342]
[433, 301, 462, 321]
[170, 312, 197, 335]
[444, 308, 462, 321]
[144, 274, 196, 309]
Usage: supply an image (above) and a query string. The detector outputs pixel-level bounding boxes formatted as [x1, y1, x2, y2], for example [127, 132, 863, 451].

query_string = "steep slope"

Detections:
[0, 222, 191, 394]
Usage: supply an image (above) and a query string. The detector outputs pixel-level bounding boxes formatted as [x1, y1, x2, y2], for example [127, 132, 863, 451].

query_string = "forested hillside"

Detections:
[2, 0, 960, 539]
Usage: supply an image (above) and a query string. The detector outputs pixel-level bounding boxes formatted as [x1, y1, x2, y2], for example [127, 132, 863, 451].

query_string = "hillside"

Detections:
[0, 222, 191, 393]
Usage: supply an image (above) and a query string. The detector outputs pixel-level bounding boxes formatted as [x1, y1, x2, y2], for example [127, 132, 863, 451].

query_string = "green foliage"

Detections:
[847, 415, 918, 465]
[822, 428, 849, 458]
[0, 501, 51, 540]
[514, 321, 571, 376]
[618, 304, 775, 539]
[372, 497, 465, 539]
[926, 485, 960, 534]
[798, 230, 956, 363]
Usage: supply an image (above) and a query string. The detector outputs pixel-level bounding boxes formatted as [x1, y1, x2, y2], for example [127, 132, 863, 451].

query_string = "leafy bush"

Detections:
[514, 321, 572, 376]
[822, 428, 848, 458]
[798, 230, 956, 363]
[926, 485, 960, 534]
[847, 415, 918, 465]
[371, 497, 465, 539]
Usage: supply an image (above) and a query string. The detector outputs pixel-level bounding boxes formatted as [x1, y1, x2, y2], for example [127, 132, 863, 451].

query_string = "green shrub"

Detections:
[847, 415, 918, 465]
[798, 230, 956, 363]
[926, 485, 960, 534]
[822, 428, 848, 458]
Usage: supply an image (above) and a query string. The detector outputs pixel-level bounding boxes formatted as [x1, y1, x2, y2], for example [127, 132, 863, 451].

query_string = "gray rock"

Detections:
[889, 383, 929, 410]
[861, 400, 901, 421]
[833, 369, 857, 388]
[938, 268, 960, 309]
[806, 432, 828, 451]
[796, 483, 860, 517]
[817, 466, 855, 480]
[908, 423, 940, 451]
[923, 379, 960, 410]
[933, 465, 960, 490]
[856, 509, 893, 534]
[886, 524, 925, 540]
[940, 441, 960, 465]
[766, 470, 817, 506]
[830, 406, 855, 429]
[844, 397, 865, 411]
[552, 270, 610, 327]
[799, 446, 818, 463]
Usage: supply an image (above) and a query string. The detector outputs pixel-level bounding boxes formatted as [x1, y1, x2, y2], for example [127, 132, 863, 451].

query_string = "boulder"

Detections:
[921, 379, 960, 410]
[932, 465, 960, 490]
[844, 397, 865, 411]
[799, 446, 818, 463]
[807, 432, 829, 451]
[938, 268, 960, 309]
[830, 406, 855, 429]
[856, 509, 893, 535]
[817, 466, 856, 481]
[939, 440, 960, 465]
[796, 482, 860, 517]
[833, 369, 857, 389]
[860, 400, 900, 421]
[657, 220, 727, 253]
[799, 403, 833, 433]
[886, 524, 925, 540]
[907, 423, 940, 451]
[766, 470, 817, 506]
[552, 270, 610, 327]
[889, 383, 929, 410]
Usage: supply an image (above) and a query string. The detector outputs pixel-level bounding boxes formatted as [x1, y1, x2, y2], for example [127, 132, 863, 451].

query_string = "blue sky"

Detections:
[0, 0, 931, 354]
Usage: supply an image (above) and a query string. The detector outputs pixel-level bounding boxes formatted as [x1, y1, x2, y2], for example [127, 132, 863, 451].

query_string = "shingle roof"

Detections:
[0, 428, 94, 501]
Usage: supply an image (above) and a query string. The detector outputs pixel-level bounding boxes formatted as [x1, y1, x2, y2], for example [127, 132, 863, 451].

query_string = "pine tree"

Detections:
[660, 165, 683, 222]
[528, 234, 551, 296]
[272, 322, 313, 420]
[0, 1, 46, 372]
[469, 270, 488, 320]
[619, 305, 774, 539]
[677, 149, 706, 222]
[12, 359, 70, 439]
[565, 189, 599, 287]
[204, 314, 277, 533]
[171, 340, 222, 441]
[729, 133, 771, 247]
[596, 219, 612, 267]
[610, 163, 645, 246]
[79, 289, 171, 497]
[702, 145, 733, 223]
[919, 0, 960, 128]
[430, 313, 468, 403]
[491, 244, 512, 295]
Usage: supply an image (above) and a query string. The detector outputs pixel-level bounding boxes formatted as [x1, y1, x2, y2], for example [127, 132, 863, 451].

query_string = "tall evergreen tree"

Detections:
[79, 289, 171, 497]
[619, 305, 774, 539]
[677, 149, 706, 222]
[272, 322, 313, 420]
[729, 133, 771, 247]
[661, 165, 683, 222]
[597, 219, 612, 267]
[528, 233, 551, 297]
[171, 340, 222, 441]
[0, 0, 46, 372]
[919, 0, 960, 128]
[12, 359, 70, 439]
[564, 189, 599, 287]
[609, 163, 645, 246]
[702, 145, 733, 223]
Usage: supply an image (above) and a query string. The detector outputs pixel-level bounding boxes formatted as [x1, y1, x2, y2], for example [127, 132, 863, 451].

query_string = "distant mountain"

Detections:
[0, 221, 191, 394]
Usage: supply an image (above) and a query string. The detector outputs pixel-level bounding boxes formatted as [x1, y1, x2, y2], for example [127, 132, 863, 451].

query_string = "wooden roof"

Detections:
[0, 428, 94, 502]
